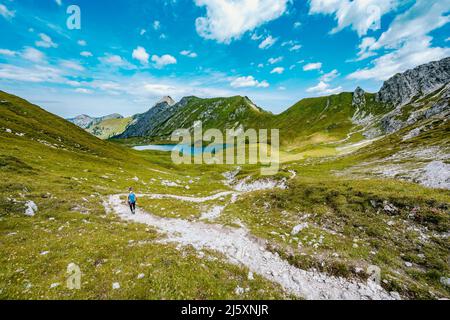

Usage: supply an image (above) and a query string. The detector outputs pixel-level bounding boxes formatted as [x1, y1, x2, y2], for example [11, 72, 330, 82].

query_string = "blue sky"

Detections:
[0, 0, 449, 117]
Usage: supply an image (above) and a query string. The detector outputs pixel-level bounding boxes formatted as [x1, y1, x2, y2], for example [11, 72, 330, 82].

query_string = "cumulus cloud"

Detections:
[230, 76, 269, 88]
[22, 47, 46, 63]
[77, 40, 87, 46]
[348, 36, 450, 81]
[60, 60, 85, 71]
[259, 35, 277, 49]
[99, 54, 135, 69]
[349, 0, 450, 80]
[303, 62, 322, 71]
[320, 69, 340, 82]
[195, 0, 288, 43]
[132, 46, 150, 65]
[35, 33, 58, 48]
[270, 67, 284, 74]
[309, 0, 398, 37]
[151, 54, 177, 68]
[80, 51, 93, 57]
[180, 50, 198, 58]
[306, 81, 342, 95]
[0, 4, 15, 20]
[153, 20, 161, 30]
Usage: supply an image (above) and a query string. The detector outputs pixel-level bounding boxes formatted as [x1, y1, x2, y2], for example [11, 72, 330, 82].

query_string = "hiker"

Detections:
[127, 188, 137, 214]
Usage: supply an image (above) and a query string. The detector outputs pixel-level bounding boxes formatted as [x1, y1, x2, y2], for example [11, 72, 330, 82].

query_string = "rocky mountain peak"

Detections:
[376, 57, 450, 106]
[67, 114, 94, 129]
[352, 87, 366, 108]
[157, 96, 176, 106]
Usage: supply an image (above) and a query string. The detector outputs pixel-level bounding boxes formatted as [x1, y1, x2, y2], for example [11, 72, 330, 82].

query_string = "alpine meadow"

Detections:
[0, 0, 449, 305]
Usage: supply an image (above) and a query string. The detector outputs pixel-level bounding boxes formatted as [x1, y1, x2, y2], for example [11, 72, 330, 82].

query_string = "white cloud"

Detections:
[0, 64, 64, 83]
[22, 47, 46, 63]
[100, 54, 124, 64]
[294, 21, 301, 28]
[251, 33, 263, 41]
[55, 0, 62, 6]
[268, 56, 283, 64]
[257, 63, 264, 68]
[373, 0, 449, 50]
[132, 46, 150, 65]
[153, 20, 161, 30]
[80, 51, 93, 57]
[349, 0, 450, 80]
[308, 0, 398, 37]
[195, 0, 288, 43]
[151, 54, 177, 68]
[180, 50, 198, 58]
[60, 60, 85, 71]
[320, 69, 340, 82]
[270, 67, 284, 74]
[35, 33, 58, 48]
[99, 54, 135, 69]
[348, 36, 450, 81]
[75, 88, 93, 94]
[306, 81, 342, 95]
[77, 40, 87, 46]
[230, 76, 269, 88]
[303, 62, 322, 71]
[289, 44, 302, 51]
[0, 49, 16, 56]
[140, 29, 146, 36]
[259, 35, 277, 49]
[0, 4, 15, 20]
[355, 37, 377, 61]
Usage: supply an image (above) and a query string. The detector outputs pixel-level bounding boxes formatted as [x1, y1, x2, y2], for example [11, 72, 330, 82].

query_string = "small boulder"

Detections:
[24, 201, 38, 217]
[291, 223, 308, 236]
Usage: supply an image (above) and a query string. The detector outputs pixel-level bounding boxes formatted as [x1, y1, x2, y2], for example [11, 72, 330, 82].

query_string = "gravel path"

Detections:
[104, 193, 396, 300]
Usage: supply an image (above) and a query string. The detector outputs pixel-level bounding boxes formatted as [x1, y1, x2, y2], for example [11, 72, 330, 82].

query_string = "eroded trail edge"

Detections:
[104, 193, 396, 300]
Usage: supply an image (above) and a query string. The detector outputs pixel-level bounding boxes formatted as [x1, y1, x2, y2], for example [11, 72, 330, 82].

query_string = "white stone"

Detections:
[24, 201, 38, 216]
[291, 223, 308, 236]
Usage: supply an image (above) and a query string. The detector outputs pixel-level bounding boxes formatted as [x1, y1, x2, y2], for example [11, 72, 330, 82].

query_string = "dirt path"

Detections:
[104, 193, 396, 300]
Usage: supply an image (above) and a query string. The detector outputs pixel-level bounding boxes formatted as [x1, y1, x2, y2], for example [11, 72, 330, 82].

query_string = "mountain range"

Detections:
[67, 113, 133, 140]
[1, 57, 449, 300]
[69, 57, 450, 149]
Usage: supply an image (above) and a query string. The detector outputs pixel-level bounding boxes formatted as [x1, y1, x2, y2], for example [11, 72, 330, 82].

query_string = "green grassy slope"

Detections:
[1, 90, 449, 300]
[0, 91, 288, 299]
[150, 96, 273, 139]
[87, 117, 132, 140]
[273, 93, 358, 146]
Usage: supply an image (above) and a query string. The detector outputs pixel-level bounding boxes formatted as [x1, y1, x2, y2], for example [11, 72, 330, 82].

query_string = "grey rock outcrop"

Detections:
[117, 96, 186, 138]
[68, 113, 123, 129]
[68, 114, 94, 129]
[352, 87, 366, 108]
[376, 57, 450, 106]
